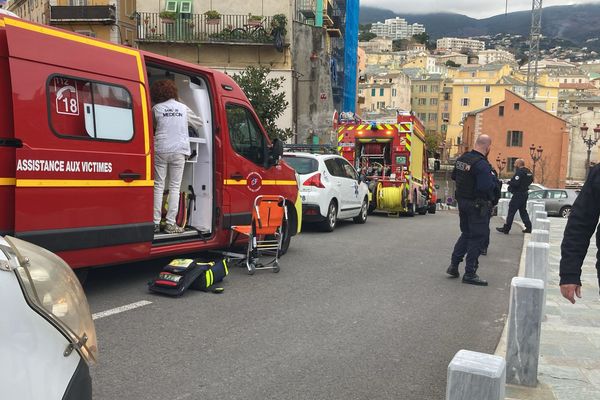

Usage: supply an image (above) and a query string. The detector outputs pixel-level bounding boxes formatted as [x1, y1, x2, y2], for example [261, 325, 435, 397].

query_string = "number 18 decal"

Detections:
[54, 77, 80, 116]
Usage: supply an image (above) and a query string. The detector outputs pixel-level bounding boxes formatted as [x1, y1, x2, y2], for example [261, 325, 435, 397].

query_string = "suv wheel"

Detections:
[560, 206, 571, 218]
[320, 201, 338, 232]
[353, 198, 368, 224]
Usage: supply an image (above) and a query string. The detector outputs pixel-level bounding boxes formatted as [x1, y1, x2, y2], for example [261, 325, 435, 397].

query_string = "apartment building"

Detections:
[370, 17, 425, 40]
[8, 0, 135, 44]
[358, 72, 412, 115]
[407, 73, 444, 136]
[436, 37, 485, 53]
[359, 36, 393, 53]
[477, 49, 515, 65]
[445, 64, 559, 156]
[462, 90, 568, 187]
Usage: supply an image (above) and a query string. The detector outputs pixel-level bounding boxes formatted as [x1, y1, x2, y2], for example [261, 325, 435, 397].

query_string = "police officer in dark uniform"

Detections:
[496, 159, 533, 234]
[559, 164, 600, 304]
[446, 135, 496, 286]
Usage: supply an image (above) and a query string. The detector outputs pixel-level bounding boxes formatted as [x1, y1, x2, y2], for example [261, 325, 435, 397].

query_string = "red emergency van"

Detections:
[0, 16, 301, 269]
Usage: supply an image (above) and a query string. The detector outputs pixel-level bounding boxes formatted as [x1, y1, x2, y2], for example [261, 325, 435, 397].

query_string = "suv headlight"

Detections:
[4, 236, 98, 364]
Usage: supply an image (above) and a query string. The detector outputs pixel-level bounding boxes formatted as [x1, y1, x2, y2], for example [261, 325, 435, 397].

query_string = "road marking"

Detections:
[92, 300, 152, 320]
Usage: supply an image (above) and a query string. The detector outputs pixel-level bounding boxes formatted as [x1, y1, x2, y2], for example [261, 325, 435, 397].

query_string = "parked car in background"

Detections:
[282, 152, 370, 232]
[500, 183, 546, 199]
[528, 189, 580, 218]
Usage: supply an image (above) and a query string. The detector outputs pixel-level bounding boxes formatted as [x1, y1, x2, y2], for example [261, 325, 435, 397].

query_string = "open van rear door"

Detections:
[3, 17, 154, 268]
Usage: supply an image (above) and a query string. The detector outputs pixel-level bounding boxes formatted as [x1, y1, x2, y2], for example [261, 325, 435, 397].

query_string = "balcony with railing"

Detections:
[137, 12, 287, 47]
[50, 5, 116, 24]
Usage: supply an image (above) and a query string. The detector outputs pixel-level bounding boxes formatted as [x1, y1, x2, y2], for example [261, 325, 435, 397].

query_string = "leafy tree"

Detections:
[445, 60, 461, 68]
[424, 132, 442, 156]
[232, 66, 293, 141]
[359, 31, 377, 42]
[393, 39, 409, 51]
[412, 32, 430, 45]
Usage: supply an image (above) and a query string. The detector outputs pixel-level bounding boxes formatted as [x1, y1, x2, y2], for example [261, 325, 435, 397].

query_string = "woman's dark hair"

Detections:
[150, 79, 178, 104]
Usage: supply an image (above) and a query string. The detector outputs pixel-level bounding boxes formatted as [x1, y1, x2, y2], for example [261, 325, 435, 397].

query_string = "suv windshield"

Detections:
[283, 156, 318, 175]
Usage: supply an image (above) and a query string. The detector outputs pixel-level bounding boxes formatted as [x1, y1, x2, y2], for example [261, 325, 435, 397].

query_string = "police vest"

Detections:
[454, 151, 485, 200]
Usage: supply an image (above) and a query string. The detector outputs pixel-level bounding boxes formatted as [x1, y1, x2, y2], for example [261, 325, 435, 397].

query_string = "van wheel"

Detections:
[560, 206, 571, 218]
[353, 198, 368, 224]
[320, 201, 338, 232]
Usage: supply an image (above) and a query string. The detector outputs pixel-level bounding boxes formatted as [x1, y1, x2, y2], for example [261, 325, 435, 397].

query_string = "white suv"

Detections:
[282, 152, 370, 232]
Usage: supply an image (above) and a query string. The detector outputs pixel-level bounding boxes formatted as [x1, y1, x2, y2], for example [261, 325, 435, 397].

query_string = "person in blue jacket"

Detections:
[446, 135, 496, 286]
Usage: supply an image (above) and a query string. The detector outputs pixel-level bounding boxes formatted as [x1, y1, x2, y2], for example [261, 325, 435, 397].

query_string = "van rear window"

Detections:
[282, 156, 318, 175]
[48, 76, 134, 141]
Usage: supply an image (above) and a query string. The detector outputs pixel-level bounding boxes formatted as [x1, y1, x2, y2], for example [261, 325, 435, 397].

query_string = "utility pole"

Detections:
[525, 0, 543, 100]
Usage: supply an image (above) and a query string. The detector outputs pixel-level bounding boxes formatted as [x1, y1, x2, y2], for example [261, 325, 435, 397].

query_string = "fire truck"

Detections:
[337, 112, 436, 216]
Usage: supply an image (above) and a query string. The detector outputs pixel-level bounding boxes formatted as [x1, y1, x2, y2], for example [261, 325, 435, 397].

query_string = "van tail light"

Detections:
[303, 173, 325, 188]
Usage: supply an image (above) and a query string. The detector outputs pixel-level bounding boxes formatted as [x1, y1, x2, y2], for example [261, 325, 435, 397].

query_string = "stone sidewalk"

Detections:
[501, 218, 600, 400]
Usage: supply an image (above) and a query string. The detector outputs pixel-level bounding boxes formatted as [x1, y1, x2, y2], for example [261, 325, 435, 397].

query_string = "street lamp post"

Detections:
[495, 155, 507, 177]
[580, 123, 600, 179]
[529, 144, 543, 183]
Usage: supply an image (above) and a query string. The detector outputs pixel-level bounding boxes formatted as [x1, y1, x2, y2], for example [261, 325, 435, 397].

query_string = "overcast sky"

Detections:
[361, 0, 600, 19]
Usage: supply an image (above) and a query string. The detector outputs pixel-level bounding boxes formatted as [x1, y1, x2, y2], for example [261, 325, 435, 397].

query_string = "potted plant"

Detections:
[247, 14, 263, 26]
[204, 10, 221, 25]
[270, 14, 287, 37]
[159, 11, 177, 24]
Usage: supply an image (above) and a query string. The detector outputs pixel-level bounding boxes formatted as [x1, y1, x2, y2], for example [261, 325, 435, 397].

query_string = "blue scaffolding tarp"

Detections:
[342, 0, 359, 113]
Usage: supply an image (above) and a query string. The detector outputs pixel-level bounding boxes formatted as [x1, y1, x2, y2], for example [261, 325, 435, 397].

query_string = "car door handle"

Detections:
[119, 172, 141, 181]
[230, 174, 244, 181]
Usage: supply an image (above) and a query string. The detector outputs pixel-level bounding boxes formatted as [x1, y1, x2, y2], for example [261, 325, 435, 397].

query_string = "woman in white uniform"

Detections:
[150, 79, 202, 234]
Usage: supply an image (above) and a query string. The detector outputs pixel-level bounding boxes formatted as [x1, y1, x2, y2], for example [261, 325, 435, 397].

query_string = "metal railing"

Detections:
[137, 12, 282, 44]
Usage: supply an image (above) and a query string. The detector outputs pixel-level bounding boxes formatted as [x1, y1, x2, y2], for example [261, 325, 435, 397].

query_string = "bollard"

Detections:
[533, 210, 547, 228]
[446, 350, 506, 400]
[525, 241, 550, 282]
[531, 229, 550, 244]
[498, 199, 509, 218]
[535, 218, 550, 232]
[527, 201, 542, 218]
[506, 277, 545, 387]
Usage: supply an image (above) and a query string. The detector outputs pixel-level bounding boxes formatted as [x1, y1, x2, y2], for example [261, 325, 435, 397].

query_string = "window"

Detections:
[461, 98, 469, 106]
[418, 113, 427, 122]
[548, 190, 568, 199]
[463, 86, 469, 94]
[507, 157, 518, 173]
[180, 1, 192, 13]
[430, 85, 439, 92]
[226, 104, 266, 165]
[429, 113, 437, 122]
[324, 158, 344, 177]
[528, 190, 545, 199]
[380, 88, 384, 96]
[282, 156, 318, 175]
[371, 88, 376, 97]
[442, 113, 450, 122]
[484, 98, 491, 107]
[430, 98, 438, 106]
[377, 101, 386, 109]
[392, 88, 397, 97]
[419, 85, 427, 93]
[506, 131, 523, 147]
[485, 85, 491, 93]
[499, 105, 504, 116]
[444, 93, 451, 101]
[337, 158, 358, 180]
[514, 103, 520, 110]
[165, 0, 178, 12]
[418, 98, 427, 106]
[48, 76, 133, 141]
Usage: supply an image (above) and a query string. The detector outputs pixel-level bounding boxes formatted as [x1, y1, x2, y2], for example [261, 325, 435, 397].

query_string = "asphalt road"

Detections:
[85, 211, 523, 400]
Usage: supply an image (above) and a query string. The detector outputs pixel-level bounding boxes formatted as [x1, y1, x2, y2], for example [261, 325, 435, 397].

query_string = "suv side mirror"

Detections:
[268, 138, 284, 167]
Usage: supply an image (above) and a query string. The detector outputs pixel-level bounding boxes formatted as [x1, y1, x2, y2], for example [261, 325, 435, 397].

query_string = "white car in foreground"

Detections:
[0, 235, 97, 400]
[283, 152, 370, 231]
